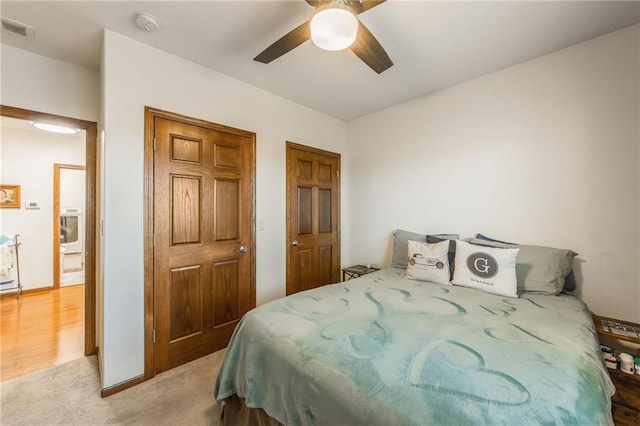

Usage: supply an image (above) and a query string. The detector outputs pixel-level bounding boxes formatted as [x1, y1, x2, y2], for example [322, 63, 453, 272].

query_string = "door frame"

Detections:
[0, 104, 98, 356]
[285, 141, 341, 295]
[53, 163, 86, 289]
[143, 106, 256, 380]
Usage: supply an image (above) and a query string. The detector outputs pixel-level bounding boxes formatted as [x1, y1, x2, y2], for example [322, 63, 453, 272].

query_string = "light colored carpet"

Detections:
[0, 349, 226, 425]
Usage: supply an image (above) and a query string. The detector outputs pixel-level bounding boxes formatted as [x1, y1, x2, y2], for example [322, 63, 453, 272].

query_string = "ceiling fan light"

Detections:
[310, 5, 358, 52]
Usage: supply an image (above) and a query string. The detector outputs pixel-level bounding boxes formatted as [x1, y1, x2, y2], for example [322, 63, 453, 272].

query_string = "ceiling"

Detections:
[1, 1, 638, 121]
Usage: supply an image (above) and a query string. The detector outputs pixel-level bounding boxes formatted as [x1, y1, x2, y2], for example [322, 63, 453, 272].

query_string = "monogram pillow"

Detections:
[406, 240, 451, 285]
[452, 240, 520, 298]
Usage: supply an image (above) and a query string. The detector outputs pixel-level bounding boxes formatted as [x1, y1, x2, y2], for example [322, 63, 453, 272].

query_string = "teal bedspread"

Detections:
[215, 268, 614, 425]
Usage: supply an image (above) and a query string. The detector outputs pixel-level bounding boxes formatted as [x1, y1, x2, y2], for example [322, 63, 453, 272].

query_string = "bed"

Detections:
[214, 267, 614, 425]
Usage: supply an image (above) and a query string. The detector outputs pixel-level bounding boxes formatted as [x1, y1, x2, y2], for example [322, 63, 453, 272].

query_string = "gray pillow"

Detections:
[475, 233, 577, 292]
[428, 234, 459, 241]
[468, 238, 577, 295]
[392, 230, 460, 269]
[391, 229, 427, 269]
[562, 272, 576, 292]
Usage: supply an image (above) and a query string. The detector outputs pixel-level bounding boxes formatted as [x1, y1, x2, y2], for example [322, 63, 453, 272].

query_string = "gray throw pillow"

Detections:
[468, 238, 577, 295]
[475, 233, 577, 292]
[391, 229, 427, 269]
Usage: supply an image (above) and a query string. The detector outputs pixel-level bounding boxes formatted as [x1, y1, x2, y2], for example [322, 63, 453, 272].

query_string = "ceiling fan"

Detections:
[254, 0, 393, 74]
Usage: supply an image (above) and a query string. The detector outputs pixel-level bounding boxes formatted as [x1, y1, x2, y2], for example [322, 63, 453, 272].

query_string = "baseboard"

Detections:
[101, 374, 145, 398]
[0, 286, 54, 299]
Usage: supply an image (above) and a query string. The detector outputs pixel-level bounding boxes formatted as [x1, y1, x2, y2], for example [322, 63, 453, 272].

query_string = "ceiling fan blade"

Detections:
[343, 1, 364, 14]
[254, 21, 310, 64]
[306, 1, 385, 14]
[357, 0, 386, 14]
[350, 21, 393, 74]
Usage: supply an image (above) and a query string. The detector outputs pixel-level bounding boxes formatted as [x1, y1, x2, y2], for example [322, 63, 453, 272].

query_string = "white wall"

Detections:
[346, 24, 640, 322]
[0, 44, 99, 122]
[0, 125, 85, 289]
[60, 169, 86, 210]
[102, 30, 347, 388]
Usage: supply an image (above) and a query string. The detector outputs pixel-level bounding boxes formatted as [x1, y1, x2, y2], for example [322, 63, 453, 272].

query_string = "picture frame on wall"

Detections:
[0, 185, 21, 208]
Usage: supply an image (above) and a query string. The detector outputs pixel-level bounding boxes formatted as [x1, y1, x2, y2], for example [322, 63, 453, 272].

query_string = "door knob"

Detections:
[238, 246, 248, 253]
[291, 240, 303, 247]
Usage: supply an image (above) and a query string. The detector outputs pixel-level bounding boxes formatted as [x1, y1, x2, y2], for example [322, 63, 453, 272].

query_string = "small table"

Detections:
[593, 314, 640, 425]
[342, 265, 379, 282]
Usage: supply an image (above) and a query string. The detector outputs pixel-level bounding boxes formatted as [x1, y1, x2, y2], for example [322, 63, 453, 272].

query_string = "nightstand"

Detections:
[593, 314, 640, 425]
[342, 265, 379, 281]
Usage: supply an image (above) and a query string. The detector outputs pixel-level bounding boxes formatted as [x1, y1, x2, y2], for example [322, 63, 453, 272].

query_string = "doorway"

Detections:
[144, 107, 256, 378]
[0, 105, 97, 357]
[286, 142, 341, 295]
[54, 164, 86, 288]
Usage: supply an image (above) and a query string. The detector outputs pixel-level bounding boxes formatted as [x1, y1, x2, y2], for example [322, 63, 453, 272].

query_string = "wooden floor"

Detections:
[0, 285, 84, 381]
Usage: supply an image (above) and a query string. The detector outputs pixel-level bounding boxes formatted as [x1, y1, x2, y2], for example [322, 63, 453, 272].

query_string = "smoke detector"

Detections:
[135, 12, 160, 33]
[1, 16, 35, 39]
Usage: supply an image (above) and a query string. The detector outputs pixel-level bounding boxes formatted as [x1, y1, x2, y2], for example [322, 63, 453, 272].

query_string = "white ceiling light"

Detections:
[31, 122, 78, 134]
[310, 3, 359, 52]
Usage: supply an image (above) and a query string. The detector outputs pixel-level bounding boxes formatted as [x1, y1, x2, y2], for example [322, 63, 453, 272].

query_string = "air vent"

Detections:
[1, 17, 35, 39]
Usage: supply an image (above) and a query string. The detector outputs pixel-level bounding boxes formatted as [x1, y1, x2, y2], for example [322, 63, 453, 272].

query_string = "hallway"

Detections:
[0, 285, 84, 381]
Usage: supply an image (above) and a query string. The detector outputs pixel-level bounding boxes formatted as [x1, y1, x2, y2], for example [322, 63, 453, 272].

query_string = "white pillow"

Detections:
[452, 240, 519, 298]
[406, 240, 451, 285]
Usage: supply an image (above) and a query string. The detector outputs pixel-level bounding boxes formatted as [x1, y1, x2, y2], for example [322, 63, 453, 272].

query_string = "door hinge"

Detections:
[152, 329, 156, 344]
[337, 223, 340, 232]
[336, 170, 339, 178]
[153, 138, 156, 151]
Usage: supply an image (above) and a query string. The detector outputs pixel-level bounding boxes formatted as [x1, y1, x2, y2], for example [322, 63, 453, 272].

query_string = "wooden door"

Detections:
[286, 142, 340, 295]
[150, 109, 255, 374]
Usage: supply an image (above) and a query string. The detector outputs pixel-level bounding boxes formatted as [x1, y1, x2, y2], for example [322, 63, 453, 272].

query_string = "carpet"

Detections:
[0, 349, 226, 425]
